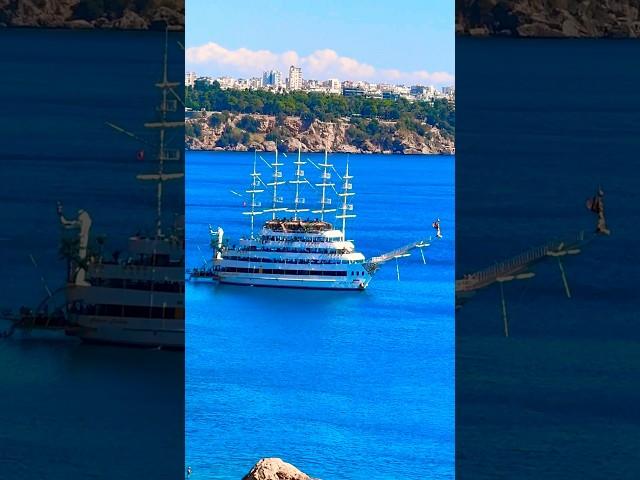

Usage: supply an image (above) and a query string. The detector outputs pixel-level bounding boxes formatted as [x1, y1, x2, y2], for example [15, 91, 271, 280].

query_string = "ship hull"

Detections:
[215, 273, 370, 290]
[66, 315, 184, 349]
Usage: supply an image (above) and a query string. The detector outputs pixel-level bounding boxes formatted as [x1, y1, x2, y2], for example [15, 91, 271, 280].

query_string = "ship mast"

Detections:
[289, 145, 309, 220]
[137, 28, 184, 237]
[336, 157, 355, 239]
[312, 148, 336, 221]
[265, 146, 285, 219]
[243, 151, 264, 238]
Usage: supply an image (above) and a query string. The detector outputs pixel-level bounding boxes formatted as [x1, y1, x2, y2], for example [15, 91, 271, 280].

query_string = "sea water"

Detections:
[186, 151, 455, 479]
[0, 29, 184, 479]
[456, 38, 640, 478]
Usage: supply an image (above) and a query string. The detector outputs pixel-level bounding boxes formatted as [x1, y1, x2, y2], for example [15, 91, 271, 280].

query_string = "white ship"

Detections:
[57, 32, 185, 348]
[190, 148, 440, 290]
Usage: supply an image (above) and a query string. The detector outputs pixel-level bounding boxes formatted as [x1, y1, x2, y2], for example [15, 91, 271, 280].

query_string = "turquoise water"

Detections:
[186, 151, 455, 479]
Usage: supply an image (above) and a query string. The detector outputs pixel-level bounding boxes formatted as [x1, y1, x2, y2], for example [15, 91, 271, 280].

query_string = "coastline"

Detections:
[456, 0, 640, 38]
[0, 1, 184, 31]
[185, 111, 455, 155]
[185, 147, 454, 155]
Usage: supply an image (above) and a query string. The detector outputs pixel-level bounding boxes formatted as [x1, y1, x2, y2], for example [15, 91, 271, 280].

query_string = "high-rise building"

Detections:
[287, 65, 302, 91]
[262, 70, 282, 88]
[185, 71, 197, 87]
[327, 78, 341, 94]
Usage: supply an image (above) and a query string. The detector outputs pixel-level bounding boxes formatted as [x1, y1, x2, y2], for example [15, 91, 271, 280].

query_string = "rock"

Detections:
[469, 26, 490, 36]
[458, 0, 640, 38]
[150, 5, 185, 30]
[114, 10, 148, 30]
[186, 112, 454, 154]
[0, 0, 184, 30]
[242, 458, 312, 480]
[562, 17, 582, 37]
[516, 21, 563, 37]
[66, 19, 93, 29]
[262, 141, 277, 152]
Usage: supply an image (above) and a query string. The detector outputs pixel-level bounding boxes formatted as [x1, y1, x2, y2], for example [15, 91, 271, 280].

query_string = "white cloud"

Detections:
[186, 43, 454, 85]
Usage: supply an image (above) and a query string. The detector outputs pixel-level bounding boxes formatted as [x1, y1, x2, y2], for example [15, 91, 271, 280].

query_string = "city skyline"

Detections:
[185, 67, 455, 102]
[186, 0, 454, 86]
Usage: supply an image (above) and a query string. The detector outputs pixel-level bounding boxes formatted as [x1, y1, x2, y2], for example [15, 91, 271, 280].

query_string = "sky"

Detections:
[185, 0, 454, 86]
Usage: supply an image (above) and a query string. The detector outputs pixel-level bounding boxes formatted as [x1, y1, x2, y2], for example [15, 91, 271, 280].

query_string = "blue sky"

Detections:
[186, 0, 454, 86]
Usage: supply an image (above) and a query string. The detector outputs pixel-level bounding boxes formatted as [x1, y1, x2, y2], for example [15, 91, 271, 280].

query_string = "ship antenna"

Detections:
[251, 151, 256, 236]
[243, 150, 264, 238]
[135, 26, 184, 237]
[273, 146, 278, 219]
[264, 147, 285, 219]
[337, 156, 355, 239]
[156, 27, 169, 236]
[294, 145, 302, 220]
[312, 148, 335, 221]
[320, 148, 328, 221]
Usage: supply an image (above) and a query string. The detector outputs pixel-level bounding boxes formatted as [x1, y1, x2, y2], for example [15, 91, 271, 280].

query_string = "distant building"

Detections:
[326, 78, 341, 94]
[287, 65, 302, 91]
[382, 91, 400, 100]
[410, 85, 426, 96]
[235, 78, 250, 90]
[442, 86, 455, 96]
[342, 87, 365, 97]
[185, 71, 197, 87]
[249, 77, 263, 89]
[262, 70, 282, 87]
[217, 76, 235, 89]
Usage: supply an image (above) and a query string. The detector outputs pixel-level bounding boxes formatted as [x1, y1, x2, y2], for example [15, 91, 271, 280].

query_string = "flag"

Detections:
[136, 150, 145, 161]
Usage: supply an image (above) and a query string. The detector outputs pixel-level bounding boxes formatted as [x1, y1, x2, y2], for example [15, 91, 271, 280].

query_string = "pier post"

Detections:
[499, 281, 509, 338]
[557, 257, 571, 298]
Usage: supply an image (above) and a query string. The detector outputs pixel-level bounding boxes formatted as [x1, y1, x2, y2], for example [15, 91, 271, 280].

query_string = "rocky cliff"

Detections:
[0, 0, 184, 30]
[457, 0, 640, 37]
[186, 112, 455, 155]
[242, 458, 313, 480]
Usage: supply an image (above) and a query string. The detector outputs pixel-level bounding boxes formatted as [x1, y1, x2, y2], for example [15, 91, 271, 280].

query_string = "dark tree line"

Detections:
[186, 81, 454, 137]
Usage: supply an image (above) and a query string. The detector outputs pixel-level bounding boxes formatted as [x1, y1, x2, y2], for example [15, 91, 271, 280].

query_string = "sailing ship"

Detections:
[57, 31, 185, 348]
[190, 147, 438, 290]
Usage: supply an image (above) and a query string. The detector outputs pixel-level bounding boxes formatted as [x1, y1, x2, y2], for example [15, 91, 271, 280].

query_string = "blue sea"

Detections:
[186, 151, 455, 479]
[0, 29, 184, 479]
[456, 38, 640, 478]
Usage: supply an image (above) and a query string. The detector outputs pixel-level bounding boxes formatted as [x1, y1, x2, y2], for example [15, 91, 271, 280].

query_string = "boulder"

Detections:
[66, 19, 93, 29]
[242, 458, 312, 480]
[114, 10, 148, 30]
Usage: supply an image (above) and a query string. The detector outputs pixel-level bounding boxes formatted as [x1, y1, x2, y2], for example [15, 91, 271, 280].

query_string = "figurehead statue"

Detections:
[57, 202, 92, 286]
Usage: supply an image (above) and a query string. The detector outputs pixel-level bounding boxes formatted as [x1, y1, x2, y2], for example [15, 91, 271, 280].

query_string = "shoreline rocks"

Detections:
[0, 0, 184, 31]
[457, 0, 640, 38]
[186, 111, 455, 155]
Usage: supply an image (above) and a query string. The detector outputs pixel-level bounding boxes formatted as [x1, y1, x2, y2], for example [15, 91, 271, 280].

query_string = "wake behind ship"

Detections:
[190, 148, 441, 290]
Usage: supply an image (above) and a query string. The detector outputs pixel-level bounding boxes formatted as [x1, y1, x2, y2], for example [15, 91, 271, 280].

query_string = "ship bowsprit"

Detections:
[366, 238, 433, 268]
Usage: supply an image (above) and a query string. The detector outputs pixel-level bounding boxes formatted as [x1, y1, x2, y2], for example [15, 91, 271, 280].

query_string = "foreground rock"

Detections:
[457, 0, 640, 38]
[242, 458, 313, 480]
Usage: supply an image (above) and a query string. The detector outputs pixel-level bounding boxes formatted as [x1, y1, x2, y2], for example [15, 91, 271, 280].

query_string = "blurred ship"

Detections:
[58, 32, 184, 348]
